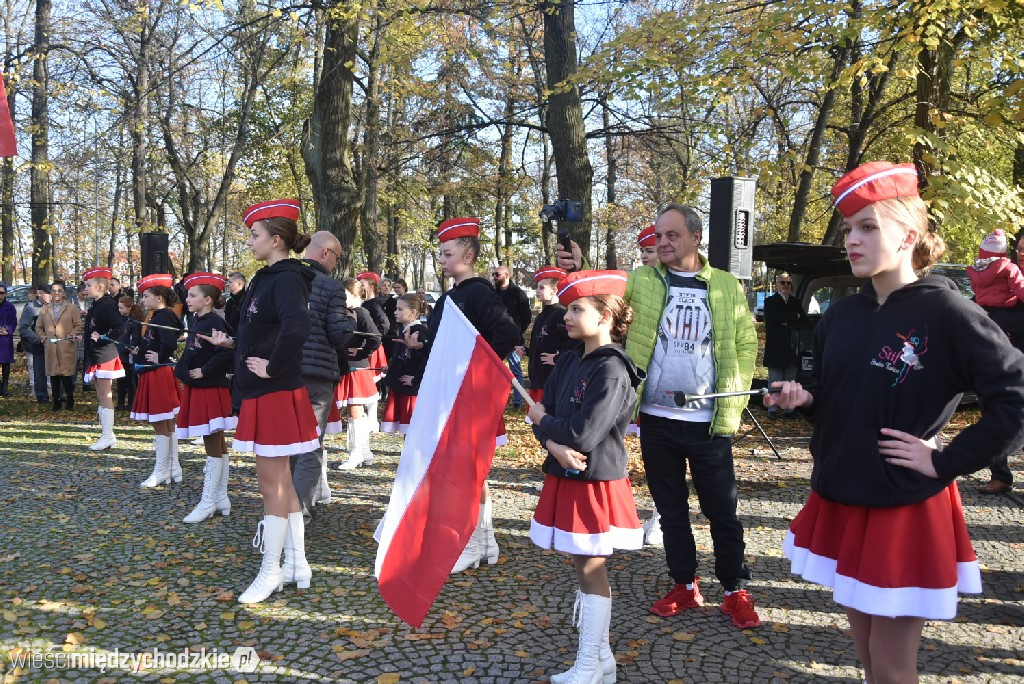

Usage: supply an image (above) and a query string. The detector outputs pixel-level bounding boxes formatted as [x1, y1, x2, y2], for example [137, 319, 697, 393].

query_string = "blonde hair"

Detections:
[872, 197, 945, 270]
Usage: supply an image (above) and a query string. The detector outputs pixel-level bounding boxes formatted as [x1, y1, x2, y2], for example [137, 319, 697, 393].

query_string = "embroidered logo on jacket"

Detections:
[570, 378, 589, 404]
[245, 297, 259, 321]
[871, 326, 928, 386]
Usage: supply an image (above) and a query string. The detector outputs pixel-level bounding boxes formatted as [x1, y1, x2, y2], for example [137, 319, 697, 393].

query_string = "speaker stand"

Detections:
[732, 406, 782, 460]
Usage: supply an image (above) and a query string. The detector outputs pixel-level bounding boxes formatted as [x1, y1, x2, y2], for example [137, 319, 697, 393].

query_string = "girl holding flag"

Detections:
[131, 274, 184, 488]
[81, 267, 126, 450]
[176, 273, 236, 523]
[527, 270, 645, 684]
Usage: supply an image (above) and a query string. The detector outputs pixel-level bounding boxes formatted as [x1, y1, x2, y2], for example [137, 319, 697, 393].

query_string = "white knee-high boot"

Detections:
[359, 415, 375, 465]
[216, 454, 231, 514]
[140, 435, 171, 488]
[557, 593, 611, 684]
[279, 511, 312, 590]
[168, 433, 182, 482]
[89, 407, 117, 451]
[238, 515, 288, 604]
[552, 591, 617, 684]
[481, 496, 499, 564]
[182, 456, 228, 523]
[338, 416, 373, 470]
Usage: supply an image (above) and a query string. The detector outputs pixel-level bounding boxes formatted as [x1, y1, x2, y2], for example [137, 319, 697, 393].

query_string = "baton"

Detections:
[674, 386, 781, 406]
[126, 317, 184, 333]
[47, 336, 76, 344]
[134, 361, 177, 372]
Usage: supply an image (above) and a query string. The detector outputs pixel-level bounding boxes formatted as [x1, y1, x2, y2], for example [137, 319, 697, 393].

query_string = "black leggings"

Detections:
[50, 375, 75, 401]
[0, 362, 9, 387]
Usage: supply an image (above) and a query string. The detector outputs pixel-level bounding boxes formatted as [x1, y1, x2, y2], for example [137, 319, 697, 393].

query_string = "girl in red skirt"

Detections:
[335, 278, 382, 469]
[765, 161, 1024, 683]
[177, 273, 236, 523]
[82, 267, 126, 450]
[526, 270, 644, 684]
[203, 199, 319, 604]
[131, 275, 184, 488]
[525, 266, 570, 423]
[380, 294, 427, 435]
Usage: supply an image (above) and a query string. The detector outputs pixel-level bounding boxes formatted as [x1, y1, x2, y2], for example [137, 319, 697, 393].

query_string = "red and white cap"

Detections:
[82, 266, 113, 281]
[242, 199, 301, 228]
[183, 272, 227, 290]
[137, 274, 174, 293]
[534, 266, 567, 283]
[356, 271, 381, 283]
[831, 162, 920, 218]
[979, 230, 1008, 259]
[556, 270, 628, 306]
[436, 217, 480, 242]
[637, 224, 656, 247]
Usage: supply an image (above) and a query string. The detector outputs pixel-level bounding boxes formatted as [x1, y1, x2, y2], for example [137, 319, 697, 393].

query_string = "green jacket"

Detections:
[624, 255, 757, 436]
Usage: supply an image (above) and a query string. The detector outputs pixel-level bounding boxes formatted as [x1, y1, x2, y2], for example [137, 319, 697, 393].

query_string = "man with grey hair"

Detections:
[559, 204, 761, 631]
[762, 271, 804, 418]
[295, 231, 354, 520]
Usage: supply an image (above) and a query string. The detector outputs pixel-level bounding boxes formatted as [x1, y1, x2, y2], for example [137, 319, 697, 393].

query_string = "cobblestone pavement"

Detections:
[0, 406, 1021, 683]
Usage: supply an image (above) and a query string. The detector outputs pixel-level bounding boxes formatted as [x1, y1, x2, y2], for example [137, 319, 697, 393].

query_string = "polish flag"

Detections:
[375, 298, 512, 626]
[0, 75, 15, 158]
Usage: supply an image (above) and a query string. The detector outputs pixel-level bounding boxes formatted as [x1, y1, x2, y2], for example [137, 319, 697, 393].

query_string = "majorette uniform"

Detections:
[335, 306, 381, 407]
[380, 321, 428, 434]
[529, 270, 644, 555]
[82, 267, 126, 383]
[529, 270, 644, 684]
[525, 266, 572, 423]
[627, 226, 656, 437]
[357, 272, 391, 384]
[783, 161, 1024, 620]
[131, 275, 183, 423]
[175, 309, 236, 438]
[230, 247, 319, 457]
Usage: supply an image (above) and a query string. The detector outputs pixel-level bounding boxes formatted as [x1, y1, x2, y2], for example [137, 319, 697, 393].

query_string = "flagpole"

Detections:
[510, 376, 535, 408]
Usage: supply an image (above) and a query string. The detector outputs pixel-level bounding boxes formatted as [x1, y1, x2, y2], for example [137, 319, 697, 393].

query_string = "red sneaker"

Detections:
[650, 578, 705, 617]
[721, 590, 762, 628]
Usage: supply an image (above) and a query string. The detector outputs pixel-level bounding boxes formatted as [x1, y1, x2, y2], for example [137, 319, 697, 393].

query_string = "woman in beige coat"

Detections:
[35, 281, 84, 410]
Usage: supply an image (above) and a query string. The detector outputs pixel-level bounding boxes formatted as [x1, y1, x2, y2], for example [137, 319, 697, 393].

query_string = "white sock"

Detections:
[686, 583, 694, 590]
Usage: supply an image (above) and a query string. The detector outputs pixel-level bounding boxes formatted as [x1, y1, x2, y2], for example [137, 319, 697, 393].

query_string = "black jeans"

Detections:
[639, 413, 751, 591]
[989, 455, 1013, 485]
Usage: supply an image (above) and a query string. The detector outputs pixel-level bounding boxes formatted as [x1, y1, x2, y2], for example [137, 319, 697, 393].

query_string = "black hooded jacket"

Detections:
[424, 277, 519, 361]
[135, 307, 182, 375]
[84, 295, 126, 367]
[527, 303, 575, 390]
[803, 274, 1024, 507]
[233, 258, 314, 401]
[176, 312, 233, 388]
[532, 344, 645, 482]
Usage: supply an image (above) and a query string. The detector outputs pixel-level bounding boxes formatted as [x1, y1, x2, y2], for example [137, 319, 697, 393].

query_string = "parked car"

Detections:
[6, 284, 31, 338]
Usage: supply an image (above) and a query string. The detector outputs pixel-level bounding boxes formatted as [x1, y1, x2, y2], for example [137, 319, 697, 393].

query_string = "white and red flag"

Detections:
[375, 298, 512, 626]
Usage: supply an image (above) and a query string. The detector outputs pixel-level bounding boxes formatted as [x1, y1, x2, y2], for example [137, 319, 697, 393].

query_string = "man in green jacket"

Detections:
[561, 204, 760, 629]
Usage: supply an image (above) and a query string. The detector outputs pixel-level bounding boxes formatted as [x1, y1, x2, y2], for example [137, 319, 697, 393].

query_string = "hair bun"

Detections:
[293, 233, 312, 253]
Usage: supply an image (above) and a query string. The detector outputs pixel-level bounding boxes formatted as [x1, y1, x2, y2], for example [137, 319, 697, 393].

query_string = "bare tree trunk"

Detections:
[601, 94, 617, 269]
[1, 68, 13, 283]
[540, 135, 553, 265]
[359, 11, 384, 273]
[30, 0, 52, 283]
[1014, 141, 1024, 188]
[107, 129, 125, 268]
[130, 0, 152, 236]
[789, 48, 847, 242]
[303, 4, 361, 273]
[494, 96, 514, 266]
[541, 0, 593, 258]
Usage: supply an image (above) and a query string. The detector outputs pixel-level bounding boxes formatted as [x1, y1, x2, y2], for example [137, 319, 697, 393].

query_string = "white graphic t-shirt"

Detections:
[640, 269, 716, 422]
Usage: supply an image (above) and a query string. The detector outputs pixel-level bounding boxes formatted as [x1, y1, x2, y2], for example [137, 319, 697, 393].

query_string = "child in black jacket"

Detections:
[526, 270, 644, 684]
[380, 294, 428, 435]
[335, 277, 382, 470]
[525, 266, 573, 411]
[176, 273, 236, 524]
[131, 275, 184, 489]
[82, 267, 126, 451]
[766, 162, 1024, 682]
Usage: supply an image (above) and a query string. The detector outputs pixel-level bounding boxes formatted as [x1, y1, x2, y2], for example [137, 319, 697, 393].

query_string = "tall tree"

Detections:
[29, 0, 51, 282]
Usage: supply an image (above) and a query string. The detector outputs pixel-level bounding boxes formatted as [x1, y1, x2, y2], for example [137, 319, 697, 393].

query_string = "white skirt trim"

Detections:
[131, 408, 180, 423]
[783, 530, 982, 620]
[380, 421, 410, 435]
[175, 416, 237, 438]
[232, 434, 321, 458]
[495, 434, 507, 448]
[85, 369, 126, 382]
[324, 419, 344, 435]
[529, 519, 644, 557]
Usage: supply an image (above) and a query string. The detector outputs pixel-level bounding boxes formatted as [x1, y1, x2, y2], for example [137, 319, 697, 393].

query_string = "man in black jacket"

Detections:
[223, 272, 246, 332]
[492, 265, 531, 408]
[762, 272, 805, 418]
[293, 232, 355, 522]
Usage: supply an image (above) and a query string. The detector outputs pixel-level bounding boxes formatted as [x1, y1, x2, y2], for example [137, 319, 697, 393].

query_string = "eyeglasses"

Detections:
[326, 247, 341, 261]
[778, 280, 792, 285]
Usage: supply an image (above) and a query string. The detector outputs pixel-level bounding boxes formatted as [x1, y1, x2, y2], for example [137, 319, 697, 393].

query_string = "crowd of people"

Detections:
[0, 160, 1022, 683]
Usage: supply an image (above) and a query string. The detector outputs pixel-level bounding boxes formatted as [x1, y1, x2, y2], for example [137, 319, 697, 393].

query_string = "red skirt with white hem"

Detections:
[381, 391, 416, 434]
[336, 369, 379, 407]
[175, 385, 236, 438]
[783, 482, 980, 620]
[495, 416, 507, 448]
[530, 474, 643, 556]
[232, 387, 320, 457]
[84, 357, 126, 382]
[130, 366, 181, 422]
[324, 400, 344, 435]
[369, 346, 387, 381]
